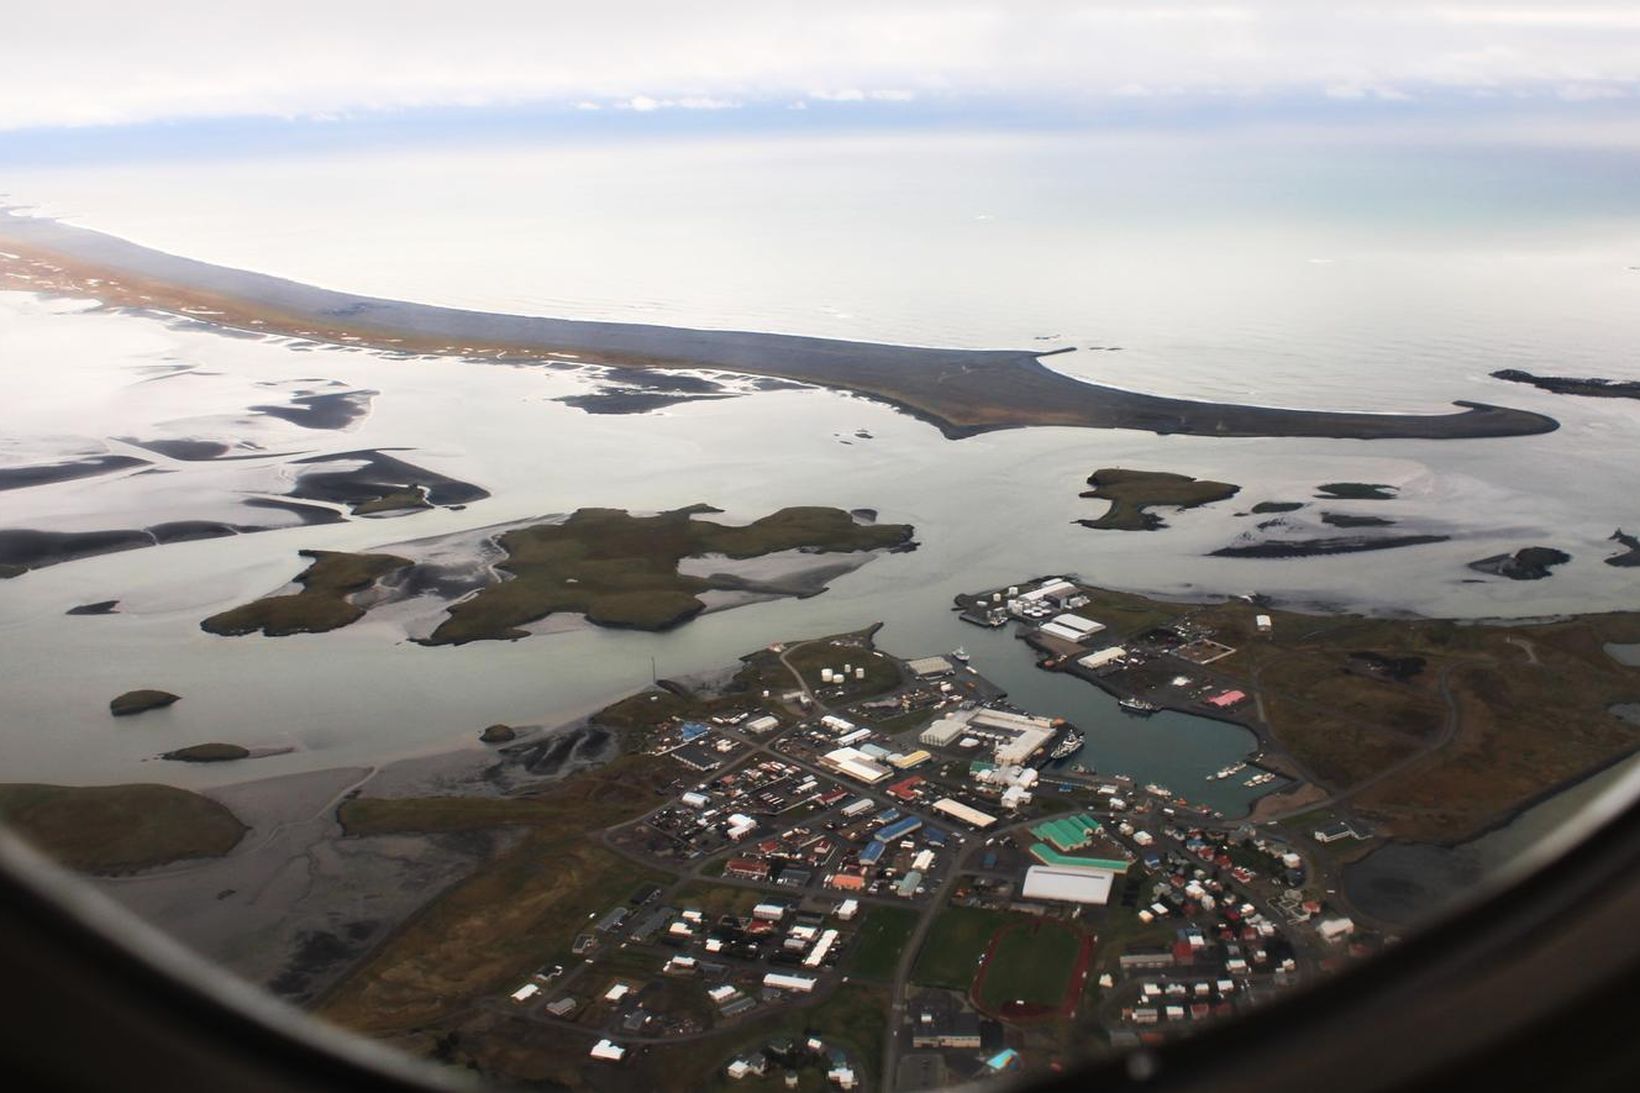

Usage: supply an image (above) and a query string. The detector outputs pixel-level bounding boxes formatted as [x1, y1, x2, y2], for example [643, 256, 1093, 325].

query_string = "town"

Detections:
[488, 576, 1383, 1091]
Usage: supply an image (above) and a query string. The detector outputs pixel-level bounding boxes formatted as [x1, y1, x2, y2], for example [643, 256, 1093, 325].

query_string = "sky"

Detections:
[1, 2, 1639, 161]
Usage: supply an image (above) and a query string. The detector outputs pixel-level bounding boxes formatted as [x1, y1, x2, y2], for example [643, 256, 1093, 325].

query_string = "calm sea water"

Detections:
[2, 130, 1638, 826]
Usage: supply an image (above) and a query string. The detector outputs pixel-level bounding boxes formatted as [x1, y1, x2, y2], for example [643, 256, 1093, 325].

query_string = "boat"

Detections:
[1206, 762, 1248, 782]
[950, 647, 971, 663]
[1049, 727, 1084, 761]
[1243, 772, 1276, 788]
[1144, 783, 1173, 798]
[1118, 696, 1160, 716]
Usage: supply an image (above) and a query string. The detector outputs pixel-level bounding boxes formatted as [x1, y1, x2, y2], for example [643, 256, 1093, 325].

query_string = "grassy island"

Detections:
[422, 505, 913, 644]
[1078, 468, 1240, 531]
[109, 689, 180, 716]
[201, 549, 412, 637]
[0, 783, 245, 872]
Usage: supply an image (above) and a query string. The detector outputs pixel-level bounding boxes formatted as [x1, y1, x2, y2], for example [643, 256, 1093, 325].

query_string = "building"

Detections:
[744, 714, 780, 734]
[590, 1040, 626, 1063]
[896, 870, 924, 898]
[907, 655, 955, 677]
[1052, 613, 1106, 639]
[1022, 863, 1116, 905]
[821, 746, 891, 784]
[1317, 916, 1356, 942]
[1255, 614, 1273, 633]
[890, 749, 932, 769]
[1314, 821, 1363, 844]
[920, 716, 970, 747]
[726, 857, 770, 881]
[763, 972, 817, 993]
[835, 898, 860, 920]
[1033, 814, 1102, 853]
[874, 815, 924, 843]
[1078, 647, 1128, 671]
[752, 902, 787, 922]
[803, 929, 840, 967]
[510, 983, 540, 1003]
[545, 996, 577, 1017]
[932, 797, 997, 829]
[1207, 690, 1247, 709]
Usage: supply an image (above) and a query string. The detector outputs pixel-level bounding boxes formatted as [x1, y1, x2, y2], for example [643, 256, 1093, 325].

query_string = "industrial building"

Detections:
[1079, 647, 1128, 670]
[907, 655, 956, 677]
[1022, 863, 1116, 905]
[820, 746, 891, 784]
[763, 972, 817, 993]
[932, 797, 997, 829]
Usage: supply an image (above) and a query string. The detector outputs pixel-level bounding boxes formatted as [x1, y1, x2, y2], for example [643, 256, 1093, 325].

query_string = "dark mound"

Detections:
[110, 689, 180, 716]
[480, 724, 517, 744]
[161, 743, 251, 763]
[1316, 482, 1398, 501]
[67, 600, 120, 616]
[1468, 547, 1572, 581]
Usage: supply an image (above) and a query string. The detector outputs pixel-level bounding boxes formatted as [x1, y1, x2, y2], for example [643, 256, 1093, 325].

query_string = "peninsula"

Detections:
[0, 211, 1558, 442]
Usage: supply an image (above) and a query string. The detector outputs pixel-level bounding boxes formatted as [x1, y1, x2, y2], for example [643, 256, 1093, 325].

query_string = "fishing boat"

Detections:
[1206, 762, 1248, 782]
[950, 647, 971, 663]
[1144, 783, 1173, 798]
[1243, 771, 1276, 788]
[1049, 727, 1084, 760]
[1118, 696, 1160, 716]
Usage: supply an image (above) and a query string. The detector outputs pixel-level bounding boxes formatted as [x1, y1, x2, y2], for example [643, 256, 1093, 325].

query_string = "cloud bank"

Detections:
[3, 2, 1638, 131]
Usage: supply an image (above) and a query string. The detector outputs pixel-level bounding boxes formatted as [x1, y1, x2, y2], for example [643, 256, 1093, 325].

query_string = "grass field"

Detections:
[841, 905, 920, 981]
[201, 548, 411, 636]
[910, 906, 1013, 990]
[782, 638, 903, 699]
[319, 755, 675, 1032]
[0, 783, 245, 873]
[976, 922, 1081, 1012]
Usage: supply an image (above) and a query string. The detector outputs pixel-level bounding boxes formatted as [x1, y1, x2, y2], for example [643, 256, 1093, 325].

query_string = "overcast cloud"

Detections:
[3, 2, 1639, 131]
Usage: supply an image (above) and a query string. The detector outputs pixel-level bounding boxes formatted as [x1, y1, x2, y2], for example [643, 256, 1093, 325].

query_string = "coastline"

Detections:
[0, 211, 1558, 442]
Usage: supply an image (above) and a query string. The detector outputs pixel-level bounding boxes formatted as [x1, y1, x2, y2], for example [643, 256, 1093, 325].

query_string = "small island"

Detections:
[1468, 547, 1572, 581]
[424, 505, 914, 644]
[203, 505, 915, 645]
[1077, 468, 1240, 531]
[201, 549, 413, 637]
[109, 689, 180, 717]
[1607, 530, 1640, 568]
[1492, 368, 1640, 401]
[0, 783, 244, 872]
[161, 743, 252, 763]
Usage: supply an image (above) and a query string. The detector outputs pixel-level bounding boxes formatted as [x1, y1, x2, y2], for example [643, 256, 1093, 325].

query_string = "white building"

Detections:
[821, 746, 891, 784]
[932, 797, 997, 829]
[1022, 864, 1115, 905]
[763, 972, 817, 993]
[590, 1040, 626, 1062]
[1078, 647, 1128, 670]
[1051, 613, 1107, 639]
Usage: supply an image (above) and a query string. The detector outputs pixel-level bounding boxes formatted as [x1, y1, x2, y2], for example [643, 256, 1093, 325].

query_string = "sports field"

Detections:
[975, 921, 1083, 1014]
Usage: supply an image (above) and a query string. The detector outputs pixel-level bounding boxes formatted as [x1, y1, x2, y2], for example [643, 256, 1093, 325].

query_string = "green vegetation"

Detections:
[109, 688, 179, 716]
[201, 549, 411, 637]
[1128, 591, 1640, 842]
[0, 783, 244, 872]
[318, 755, 676, 1032]
[352, 488, 429, 516]
[424, 505, 913, 644]
[842, 905, 920, 981]
[976, 922, 1081, 1011]
[911, 905, 1013, 990]
[161, 743, 251, 763]
[781, 637, 903, 699]
[1078, 467, 1240, 531]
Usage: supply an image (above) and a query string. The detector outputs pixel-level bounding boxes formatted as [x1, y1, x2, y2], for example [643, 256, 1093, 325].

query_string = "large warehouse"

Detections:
[1022, 864, 1116, 906]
